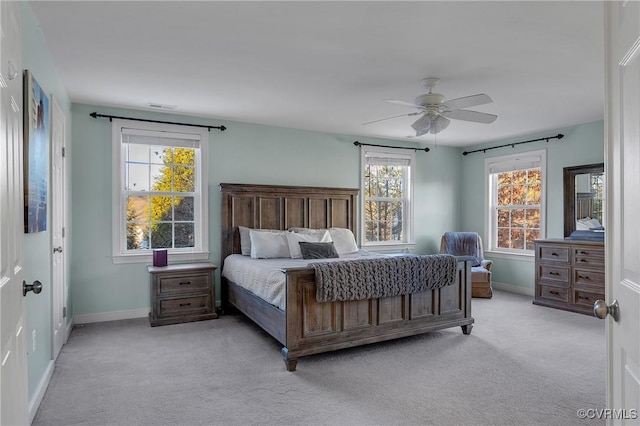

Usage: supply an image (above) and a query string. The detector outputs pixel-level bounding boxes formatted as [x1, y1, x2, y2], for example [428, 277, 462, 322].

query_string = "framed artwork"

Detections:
[23, 70, 50, 233]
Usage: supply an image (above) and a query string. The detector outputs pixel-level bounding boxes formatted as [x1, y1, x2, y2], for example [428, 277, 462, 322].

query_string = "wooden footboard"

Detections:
[225, 259, 473, 371]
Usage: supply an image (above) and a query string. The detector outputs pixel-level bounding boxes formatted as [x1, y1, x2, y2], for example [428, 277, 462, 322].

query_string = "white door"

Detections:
[0, 2, 28, 425]
[51, 96, 66, 359]
[604, 1, 640, 421]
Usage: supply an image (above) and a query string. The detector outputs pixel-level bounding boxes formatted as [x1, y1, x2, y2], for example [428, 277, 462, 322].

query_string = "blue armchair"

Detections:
[440, 231, 493, 298]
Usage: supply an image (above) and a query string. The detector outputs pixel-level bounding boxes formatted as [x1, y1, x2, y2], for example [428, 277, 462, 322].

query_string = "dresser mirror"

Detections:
[563, 163, 604, 238]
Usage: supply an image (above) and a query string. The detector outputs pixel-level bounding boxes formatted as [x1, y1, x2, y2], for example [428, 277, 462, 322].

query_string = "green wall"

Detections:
[459, 120, 605, 291]
[70, 104, 462, 317]
[21, 2, 72, 411]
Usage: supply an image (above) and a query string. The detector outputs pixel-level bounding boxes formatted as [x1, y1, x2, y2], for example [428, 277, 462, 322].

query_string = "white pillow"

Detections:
[239, 227, 284, 256]
[249, 229, 290, 259]
[576, 220, 590, 231]
[588, 218, 602, 228]
[238, 226, 252, 255]
[286, 230, 332, 258]
[328, 228, 359, 255]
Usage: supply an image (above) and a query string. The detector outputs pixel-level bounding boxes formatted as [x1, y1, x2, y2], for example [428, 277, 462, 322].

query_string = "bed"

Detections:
[220, 183, 474, 371]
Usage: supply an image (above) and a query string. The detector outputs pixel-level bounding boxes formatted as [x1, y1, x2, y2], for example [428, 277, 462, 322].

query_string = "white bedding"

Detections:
[221, 250, 386, 310]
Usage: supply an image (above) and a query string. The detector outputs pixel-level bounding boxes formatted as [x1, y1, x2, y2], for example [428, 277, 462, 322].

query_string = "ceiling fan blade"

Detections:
[362, 111, 421, 125]
[442, 94, 493, 111]
[384, 99, 424, 109]
[441, 109, 497, 124]
[430, 116, 450, 134]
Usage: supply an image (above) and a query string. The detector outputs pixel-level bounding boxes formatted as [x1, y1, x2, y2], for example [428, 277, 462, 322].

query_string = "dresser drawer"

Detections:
[573, 288, 604, 309]
[574, 253, 605, 269]
[158, 295, 213, 317]
[158, 273, 211, 294]
[538, 284, 570, 303]
[538, 245, 570, 263]
[574, 268, 605, 288]
[537, 264, 570, 285]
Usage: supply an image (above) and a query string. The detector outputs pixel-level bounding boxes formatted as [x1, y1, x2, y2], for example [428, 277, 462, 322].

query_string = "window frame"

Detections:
[360, 146, 415, 251]
[485, 149, 546, 257]
[111, 119, 209, 264]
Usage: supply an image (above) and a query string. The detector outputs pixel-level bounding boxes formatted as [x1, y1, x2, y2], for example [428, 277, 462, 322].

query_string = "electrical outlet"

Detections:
[32, 329, 36, 353]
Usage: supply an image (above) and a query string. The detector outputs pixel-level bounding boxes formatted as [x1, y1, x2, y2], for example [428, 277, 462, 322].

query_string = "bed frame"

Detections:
[220, 183, 474, 371]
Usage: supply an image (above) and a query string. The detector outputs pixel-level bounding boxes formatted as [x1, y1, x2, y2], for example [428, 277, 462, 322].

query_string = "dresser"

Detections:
[148, 262, 218, 326]
[533, 239, 604, 315]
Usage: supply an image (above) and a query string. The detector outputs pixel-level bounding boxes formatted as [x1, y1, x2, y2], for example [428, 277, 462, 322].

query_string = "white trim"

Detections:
[360, 145, 415, 247]
[485, 250, 535, 262]
[112, 251, 210, 264]
[65, 316, 74, 344]
[73, 308, 150, 325]
[28, 360, 55, 425]
[111, 118, 209, 262]
[492, 280, 534, 296]
[484, 148, 547, 253]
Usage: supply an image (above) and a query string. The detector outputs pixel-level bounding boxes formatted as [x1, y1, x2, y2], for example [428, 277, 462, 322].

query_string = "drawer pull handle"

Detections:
[549, 290, 560, 295]
[578, 296, 590, 300]
[179, 281, 191, 286]
[578, 275, 590, 280]
[549, 272, 560, 276]
[578, 259, 587, 263]
[579, 251, 588, 255]
[179, 302, 191, 307]
[551, 252, 559, 256]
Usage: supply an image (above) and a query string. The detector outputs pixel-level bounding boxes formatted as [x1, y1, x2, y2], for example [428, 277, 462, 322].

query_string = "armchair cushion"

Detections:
[440, 232, 485, 267]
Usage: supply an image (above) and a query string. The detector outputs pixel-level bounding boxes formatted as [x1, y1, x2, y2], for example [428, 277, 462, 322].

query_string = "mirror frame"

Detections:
[563, 162, 604, 237]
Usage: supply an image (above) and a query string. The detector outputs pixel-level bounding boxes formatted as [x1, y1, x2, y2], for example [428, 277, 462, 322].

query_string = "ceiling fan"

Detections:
[364, 77, 498, 136]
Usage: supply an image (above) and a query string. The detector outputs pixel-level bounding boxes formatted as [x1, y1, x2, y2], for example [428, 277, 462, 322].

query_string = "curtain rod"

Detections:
[462, 133, 564, 156]
[89, 112, 227, 132]
[353, 141, 430, 152]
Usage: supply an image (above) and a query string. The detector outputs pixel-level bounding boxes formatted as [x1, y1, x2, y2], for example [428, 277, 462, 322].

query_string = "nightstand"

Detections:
[147, 262, 218, 326]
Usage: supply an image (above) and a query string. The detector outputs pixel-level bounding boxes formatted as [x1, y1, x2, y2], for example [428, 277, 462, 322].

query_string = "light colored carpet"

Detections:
[33, 290, 605, 426]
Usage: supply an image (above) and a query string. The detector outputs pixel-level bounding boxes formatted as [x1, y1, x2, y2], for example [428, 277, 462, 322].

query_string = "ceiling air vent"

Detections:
[147, 103, 177, 110]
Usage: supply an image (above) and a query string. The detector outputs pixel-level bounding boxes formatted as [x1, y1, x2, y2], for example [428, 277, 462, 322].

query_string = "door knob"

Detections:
[23, 280, 43, 297]
[594, 299, 619, 322]
[53, 246, 63, 253]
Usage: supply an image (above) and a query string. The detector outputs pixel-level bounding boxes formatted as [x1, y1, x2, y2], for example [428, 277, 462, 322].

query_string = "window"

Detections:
[361, 147, 415, 249]
[112, 119, 209, 263]
[486, 149, 545, 254]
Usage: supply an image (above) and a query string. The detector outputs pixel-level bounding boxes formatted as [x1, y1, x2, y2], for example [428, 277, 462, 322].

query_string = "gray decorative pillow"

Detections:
[299, 241, 339, 259]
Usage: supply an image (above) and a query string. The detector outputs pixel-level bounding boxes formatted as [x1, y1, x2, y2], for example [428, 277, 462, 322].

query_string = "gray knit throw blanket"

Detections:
[310, 254, 458, 303]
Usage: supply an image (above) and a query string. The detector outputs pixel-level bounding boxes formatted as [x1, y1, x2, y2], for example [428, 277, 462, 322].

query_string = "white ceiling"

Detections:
[30, 1, 604, 147]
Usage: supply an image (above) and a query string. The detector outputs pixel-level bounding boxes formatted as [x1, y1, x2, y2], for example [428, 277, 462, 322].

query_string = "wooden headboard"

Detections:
[220, 183, 359, 260]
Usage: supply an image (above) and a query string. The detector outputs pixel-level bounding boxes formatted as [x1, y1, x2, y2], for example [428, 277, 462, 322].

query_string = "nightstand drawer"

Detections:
[159, 295, 213, 317]
[158, 274, 210, 294]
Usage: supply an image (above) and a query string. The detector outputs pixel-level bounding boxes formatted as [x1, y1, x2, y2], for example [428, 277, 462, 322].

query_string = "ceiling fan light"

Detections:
[430, 116, 451, 134]
[411, 115, 432, 133]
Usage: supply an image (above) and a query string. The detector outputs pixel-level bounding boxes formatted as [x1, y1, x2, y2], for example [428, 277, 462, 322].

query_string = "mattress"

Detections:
[221, 250, 386, 310]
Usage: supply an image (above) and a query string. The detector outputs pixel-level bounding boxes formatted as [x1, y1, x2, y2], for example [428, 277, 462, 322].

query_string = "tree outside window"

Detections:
[362, 148, 414, 247]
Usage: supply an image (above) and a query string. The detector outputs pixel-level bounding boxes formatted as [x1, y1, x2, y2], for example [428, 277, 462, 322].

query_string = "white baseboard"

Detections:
[493, 281, 534, 297]
[29, 360, 54, 425]
[65, 316, 74, 343]
[73, 308, 149, 325]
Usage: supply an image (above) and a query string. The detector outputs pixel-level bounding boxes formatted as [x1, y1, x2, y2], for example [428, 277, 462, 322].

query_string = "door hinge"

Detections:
[62, 227, 65, 238]
[63, 307, 67, 318]
[62, 147, 66, 158]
